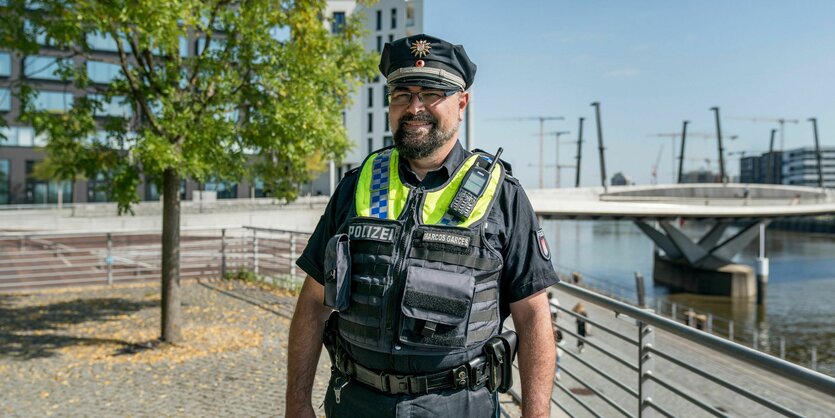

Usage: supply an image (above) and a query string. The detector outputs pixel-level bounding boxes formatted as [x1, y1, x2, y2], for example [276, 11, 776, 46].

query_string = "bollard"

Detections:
[221, 229, 227, 278]
[811, 347, 817, 371]
[635, 272, 646, 308]
[780, 337, 785, 359]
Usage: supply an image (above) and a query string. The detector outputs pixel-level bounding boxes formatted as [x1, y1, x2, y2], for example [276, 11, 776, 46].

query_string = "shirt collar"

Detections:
[398, 140, 468, 187]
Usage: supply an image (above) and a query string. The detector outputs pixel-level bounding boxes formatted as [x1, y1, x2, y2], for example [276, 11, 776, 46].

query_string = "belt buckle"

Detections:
[467, 356, 489, 391]
[384, 374, 411, 395]
[453, 365, 469, 389]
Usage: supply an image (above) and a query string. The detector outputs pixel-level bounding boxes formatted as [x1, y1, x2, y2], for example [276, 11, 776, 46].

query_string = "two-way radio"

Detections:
[448, 148, 503, 220]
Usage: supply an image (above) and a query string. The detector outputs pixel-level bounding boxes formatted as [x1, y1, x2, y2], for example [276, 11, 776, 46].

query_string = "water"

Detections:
[542, 219, 835, 376]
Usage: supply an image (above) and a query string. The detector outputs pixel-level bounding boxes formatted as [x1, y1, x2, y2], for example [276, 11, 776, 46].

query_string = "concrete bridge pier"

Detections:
[635, 219, 772, 299]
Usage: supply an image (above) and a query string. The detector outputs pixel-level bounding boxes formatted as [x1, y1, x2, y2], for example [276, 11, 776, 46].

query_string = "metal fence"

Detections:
[0, 227, 310, 292]
[505, 283, 835, 417]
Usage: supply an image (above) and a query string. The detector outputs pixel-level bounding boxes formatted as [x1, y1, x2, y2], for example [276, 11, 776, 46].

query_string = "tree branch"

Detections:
[110, 26, 165, 138]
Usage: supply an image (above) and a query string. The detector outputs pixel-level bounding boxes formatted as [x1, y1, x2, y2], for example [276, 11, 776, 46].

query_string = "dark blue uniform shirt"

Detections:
[297, 140, 559, 321]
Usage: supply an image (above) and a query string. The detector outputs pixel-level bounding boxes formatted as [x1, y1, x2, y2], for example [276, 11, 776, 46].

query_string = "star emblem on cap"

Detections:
[410, 39, 431, 58]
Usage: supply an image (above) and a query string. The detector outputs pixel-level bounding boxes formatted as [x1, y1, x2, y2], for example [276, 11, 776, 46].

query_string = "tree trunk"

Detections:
[161, 168, 182, 343]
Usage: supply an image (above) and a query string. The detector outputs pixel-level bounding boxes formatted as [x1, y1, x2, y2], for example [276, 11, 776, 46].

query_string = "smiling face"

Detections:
[389, 86, 470, 160]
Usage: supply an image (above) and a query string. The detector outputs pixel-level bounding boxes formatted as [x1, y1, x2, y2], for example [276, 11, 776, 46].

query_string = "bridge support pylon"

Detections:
[634, 219, 772, 299]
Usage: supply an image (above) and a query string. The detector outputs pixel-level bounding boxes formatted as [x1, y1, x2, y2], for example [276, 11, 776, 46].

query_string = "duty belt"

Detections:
[333, 348, 492, 395]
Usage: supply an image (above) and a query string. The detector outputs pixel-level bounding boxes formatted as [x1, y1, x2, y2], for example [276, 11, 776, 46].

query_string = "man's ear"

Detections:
[458, 91, 470, 121]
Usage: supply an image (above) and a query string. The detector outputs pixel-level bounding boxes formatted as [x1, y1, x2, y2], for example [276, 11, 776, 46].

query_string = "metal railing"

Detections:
[551, 264, 823, 372]
[508, 283, 835, 417]
[0, 226, 310, 291]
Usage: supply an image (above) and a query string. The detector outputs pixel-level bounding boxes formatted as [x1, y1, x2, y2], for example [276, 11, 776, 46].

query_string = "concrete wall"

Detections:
[654, 255, 756, 299]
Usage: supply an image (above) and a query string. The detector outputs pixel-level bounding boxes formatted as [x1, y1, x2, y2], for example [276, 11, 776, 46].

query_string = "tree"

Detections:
[0, 0, 377, 343]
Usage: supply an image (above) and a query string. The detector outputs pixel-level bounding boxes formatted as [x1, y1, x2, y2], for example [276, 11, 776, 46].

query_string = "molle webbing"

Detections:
[351, 241, 394, 257]
[339, 318, 380, 340]
[409, 247, 500, 271]
[352, 263, 389, 278]
[351, 281, 385, 297]
[473, 287, 498, 303]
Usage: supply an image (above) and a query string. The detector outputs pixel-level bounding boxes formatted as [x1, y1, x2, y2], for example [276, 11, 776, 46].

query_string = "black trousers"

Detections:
[323, 371, 500, 418]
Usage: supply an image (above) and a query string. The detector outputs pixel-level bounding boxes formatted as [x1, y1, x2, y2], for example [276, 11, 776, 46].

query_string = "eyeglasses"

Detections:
[387, 89, 459, 106]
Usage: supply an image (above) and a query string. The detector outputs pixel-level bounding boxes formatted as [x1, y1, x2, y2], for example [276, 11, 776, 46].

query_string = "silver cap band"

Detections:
[386, 66, 466, 90]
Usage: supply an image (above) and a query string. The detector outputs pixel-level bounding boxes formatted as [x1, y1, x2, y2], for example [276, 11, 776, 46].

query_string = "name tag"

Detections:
[422, 231, 471, 248]
[348, 225, 396, 242]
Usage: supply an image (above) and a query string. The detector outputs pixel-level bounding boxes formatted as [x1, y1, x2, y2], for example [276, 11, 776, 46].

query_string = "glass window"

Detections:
[388, 34, 393, 43]
[87, 172, 111, 202]
[25, 160, 72, 204]
[385, 111, 389, 132]
[145, 179, 186, 201]
[89, 94, 131, 118]
[376, 36, 382, 52]
[375, 10, 382, 31]
[179, 36, 189, 57]
[33, 91, 73, 112]
[0, 53, 10, 77]
[86, 60, 122, 84]
[23, 56, 64, 80]
[368, 137, 373, 154]
[391, 8, 397, 29]
[383, 135, 393, 147]
[204, 180, 237, 199]
[252, 178, 267, 198]
[367, 112, 373, 133]
[331, 11, 345, 34]
[195, 37, 224, 55]
[367, 86, 373, 108]
[0, 88, 10, 112]
[383, 85, 389, 106]
[406, 4, 415, 27]
[86, 32, 121, 52]
[0, 159, 9, 204]
[0, 126, 36, 147]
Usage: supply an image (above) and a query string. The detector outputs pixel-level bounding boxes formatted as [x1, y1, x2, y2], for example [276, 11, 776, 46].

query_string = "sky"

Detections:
[423, 0, 835, 188]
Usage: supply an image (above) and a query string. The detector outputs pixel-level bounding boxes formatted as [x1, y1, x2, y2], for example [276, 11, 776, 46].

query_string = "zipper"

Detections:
[387, 186, 424, 350]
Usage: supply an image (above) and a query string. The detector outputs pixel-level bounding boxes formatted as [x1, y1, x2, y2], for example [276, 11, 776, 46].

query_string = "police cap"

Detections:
[379, 34, 477, 91]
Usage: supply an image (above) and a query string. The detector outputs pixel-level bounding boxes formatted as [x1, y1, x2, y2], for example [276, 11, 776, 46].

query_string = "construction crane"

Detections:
[542, 131, 572, 187]
[648, 131, 725, 184]
[728, 116, 799, 151]
[651, 144, 665, 185]
[489, 116, 564, 188]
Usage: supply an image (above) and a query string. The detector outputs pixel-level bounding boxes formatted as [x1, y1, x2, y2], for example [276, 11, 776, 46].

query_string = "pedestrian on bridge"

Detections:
[573, 302, 589, 353]
[285, 34, 560, 418]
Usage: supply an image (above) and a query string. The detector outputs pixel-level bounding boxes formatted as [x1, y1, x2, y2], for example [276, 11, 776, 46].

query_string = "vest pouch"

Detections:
[324, 234, 351, 311]
[399, 266, 474, 349]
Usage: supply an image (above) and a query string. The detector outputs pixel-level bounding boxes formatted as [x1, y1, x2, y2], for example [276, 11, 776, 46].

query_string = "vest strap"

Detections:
[410, 247, 499, 271]
[339, 317, 381, 340]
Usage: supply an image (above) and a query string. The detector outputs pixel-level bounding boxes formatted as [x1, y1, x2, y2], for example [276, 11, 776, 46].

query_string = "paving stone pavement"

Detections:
[0, 280, 523, 417]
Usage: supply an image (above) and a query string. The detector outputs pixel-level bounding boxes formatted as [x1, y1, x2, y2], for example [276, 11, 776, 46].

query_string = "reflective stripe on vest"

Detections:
[355, 148, 503, 226]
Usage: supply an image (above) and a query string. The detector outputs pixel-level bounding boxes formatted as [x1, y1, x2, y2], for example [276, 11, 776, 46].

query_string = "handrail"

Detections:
[556, 282, 835, 395]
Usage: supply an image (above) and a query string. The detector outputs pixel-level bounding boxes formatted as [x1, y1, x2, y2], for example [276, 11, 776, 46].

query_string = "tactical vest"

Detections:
[337, 146, 506, 371]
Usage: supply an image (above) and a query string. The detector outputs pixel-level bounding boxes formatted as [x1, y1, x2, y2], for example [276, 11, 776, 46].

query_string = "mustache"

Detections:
[398, 113, 437, 128]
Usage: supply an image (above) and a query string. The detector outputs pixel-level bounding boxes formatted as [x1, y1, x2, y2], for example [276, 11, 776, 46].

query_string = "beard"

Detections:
[393, 112, 457, 160]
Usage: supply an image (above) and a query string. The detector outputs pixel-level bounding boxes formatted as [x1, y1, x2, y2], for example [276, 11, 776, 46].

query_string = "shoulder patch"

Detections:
[534, 228, 551, 261]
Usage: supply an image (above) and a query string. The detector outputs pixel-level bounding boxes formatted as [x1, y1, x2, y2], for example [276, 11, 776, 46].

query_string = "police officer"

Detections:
[286, 34, 559, 418]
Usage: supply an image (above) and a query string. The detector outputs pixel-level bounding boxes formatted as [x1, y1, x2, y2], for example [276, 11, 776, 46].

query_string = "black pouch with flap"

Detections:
[324, 233, 351, 311]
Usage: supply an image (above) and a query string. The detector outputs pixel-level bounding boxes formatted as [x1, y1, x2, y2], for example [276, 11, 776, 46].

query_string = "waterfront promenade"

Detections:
[0, 280, 522, 417]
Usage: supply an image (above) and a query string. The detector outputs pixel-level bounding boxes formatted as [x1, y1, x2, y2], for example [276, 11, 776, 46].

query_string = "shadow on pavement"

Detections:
[0, 296, 158, 360]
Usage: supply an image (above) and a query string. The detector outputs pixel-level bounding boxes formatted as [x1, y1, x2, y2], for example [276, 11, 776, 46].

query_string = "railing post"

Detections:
[20, 235, 26, 251]
[753, 330, 758, 350]
[290, 233, 297, 279]
[687, 308, 694, 327]
[671, 303, 677, 322]
[655, 299, 661, 314]
[252, 230, 259, 275]
[729, 320, 734, 341]
[635, 272, 646, 308]
[106, 233, 113, 285]
[221, 228, 227, 278]
[639, 321, 656, 418]
[706, 314, 713, 334]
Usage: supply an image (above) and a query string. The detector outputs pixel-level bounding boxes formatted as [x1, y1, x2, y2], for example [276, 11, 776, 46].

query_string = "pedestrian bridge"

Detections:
[528, 183, 835, 220]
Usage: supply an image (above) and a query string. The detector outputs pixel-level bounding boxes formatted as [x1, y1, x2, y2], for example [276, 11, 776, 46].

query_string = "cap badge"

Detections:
[410, 40, 431, 58]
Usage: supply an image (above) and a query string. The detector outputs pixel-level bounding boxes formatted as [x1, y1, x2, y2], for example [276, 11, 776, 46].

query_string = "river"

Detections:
[542, 219, 835, 377]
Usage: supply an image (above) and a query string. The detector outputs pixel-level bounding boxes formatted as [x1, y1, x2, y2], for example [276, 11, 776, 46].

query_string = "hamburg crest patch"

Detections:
[535, 228, 551, 260]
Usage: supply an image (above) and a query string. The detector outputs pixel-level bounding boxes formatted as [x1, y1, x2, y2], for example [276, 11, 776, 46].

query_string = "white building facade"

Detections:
[312, 0, 424, 195]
